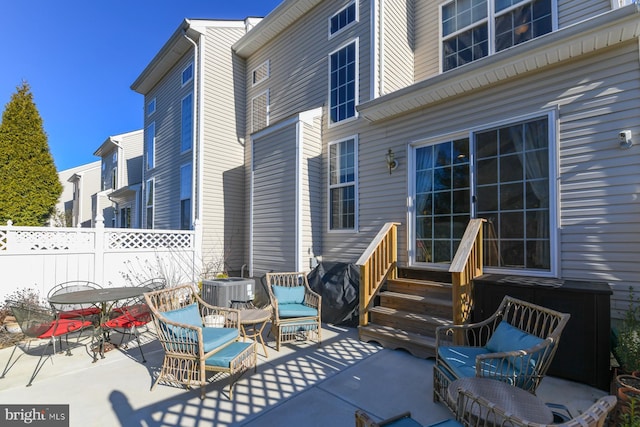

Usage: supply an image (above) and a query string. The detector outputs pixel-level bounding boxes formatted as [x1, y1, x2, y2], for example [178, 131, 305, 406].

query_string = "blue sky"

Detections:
[0, 0, 282, 171]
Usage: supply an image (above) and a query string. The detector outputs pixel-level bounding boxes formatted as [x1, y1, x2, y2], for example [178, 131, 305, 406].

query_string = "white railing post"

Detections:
[94, 214, 105, 285]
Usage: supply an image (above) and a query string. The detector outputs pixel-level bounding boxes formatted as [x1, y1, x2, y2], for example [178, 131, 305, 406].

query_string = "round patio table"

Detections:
[448, 377, 553, 424]
[239, 308, 271, 357]
[48, 286, 150, 362]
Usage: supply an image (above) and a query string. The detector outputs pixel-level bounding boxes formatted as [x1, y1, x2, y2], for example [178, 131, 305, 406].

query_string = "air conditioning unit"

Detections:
[201, 278, 255, 308]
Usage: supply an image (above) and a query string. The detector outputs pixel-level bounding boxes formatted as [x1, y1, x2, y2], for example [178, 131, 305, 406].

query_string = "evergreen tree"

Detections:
[0, 82, 62, 226]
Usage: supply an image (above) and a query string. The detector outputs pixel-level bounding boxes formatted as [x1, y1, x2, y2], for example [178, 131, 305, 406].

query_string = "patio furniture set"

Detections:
[1, 271, 619, 425]
[355, 295, 618, 427]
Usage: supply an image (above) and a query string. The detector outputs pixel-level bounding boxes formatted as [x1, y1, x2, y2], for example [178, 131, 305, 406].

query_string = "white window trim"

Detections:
[327, 135, 359, 233]
[182, 62, 194, 87]
[327, 38, 360, 128]
[407, 109, 558, 276]
[180, 163, 192, 229]
[251, 89, 270, 134]
[146, 98, 156, 116]
[329, 0, 359, 39]
[252, 60, 270, 86]
[438, 0, 558, 74]
[181, 93, 193, 153]
[145, 122, 155, 171]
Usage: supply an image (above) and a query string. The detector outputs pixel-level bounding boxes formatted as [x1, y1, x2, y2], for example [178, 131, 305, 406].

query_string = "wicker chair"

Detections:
[454, 388, 616, 427]
[355, 410, 462, 427]
[433, 296, 570, 411]
[266, 272, 321, 351]
[144, 284, 255, 399]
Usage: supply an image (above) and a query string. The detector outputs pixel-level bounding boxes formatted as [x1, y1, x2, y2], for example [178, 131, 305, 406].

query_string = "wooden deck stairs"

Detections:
[358, 270, 454, 359]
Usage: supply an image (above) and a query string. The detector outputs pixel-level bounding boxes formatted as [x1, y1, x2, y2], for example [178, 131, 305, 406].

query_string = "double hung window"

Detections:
[182, 63, 193, 86]
[145, 122, 155, 170]
[180, 164, 192, 230]
[329, 137, 357, 230]
[181, 93, 193, 152]
[329, 41, 357, 124]
[442, 0, 553, 71]
[330, 1, 357, 36]
[145, 179, 154, 229]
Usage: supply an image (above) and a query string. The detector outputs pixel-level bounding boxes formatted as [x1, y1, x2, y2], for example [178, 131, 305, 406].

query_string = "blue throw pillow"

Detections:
[163, 303, 202, 327]
[272, 285, 305, 304]
[485, 321, 544, 353]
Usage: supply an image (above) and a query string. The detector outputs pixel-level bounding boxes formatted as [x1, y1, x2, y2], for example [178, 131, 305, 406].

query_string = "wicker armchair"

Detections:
[144, 284, 254, 398]
[454, 388, 616, 427]
[266, 272, 321, 351]
[433, 296, 570, 410]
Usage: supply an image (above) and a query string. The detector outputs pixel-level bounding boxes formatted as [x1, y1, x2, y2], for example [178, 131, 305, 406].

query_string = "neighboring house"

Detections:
[92, 130, 144, 228]
[133, 0, 640, 318]
[57, 161, 101, 228]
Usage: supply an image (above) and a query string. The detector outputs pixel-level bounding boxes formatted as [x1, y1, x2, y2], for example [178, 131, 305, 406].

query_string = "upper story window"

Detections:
[181, 93, 193, 152]
[146, 98, 156, 116]
[145, 178, 154, 229]
[180, 163, 192, 230]
[329, 136, 357, 231]
[442, 0, 553, 72]
[111, 167, 117, 190]
[330, 1, 357, 37]
[182, 62, 194, 86]
[329, 40, 358, 124]
[252, 60, 270, 86]
[145, 122, 155, 170]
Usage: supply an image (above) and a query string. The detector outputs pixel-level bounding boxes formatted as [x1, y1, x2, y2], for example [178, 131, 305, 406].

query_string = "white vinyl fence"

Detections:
[0, 218, 202, 303]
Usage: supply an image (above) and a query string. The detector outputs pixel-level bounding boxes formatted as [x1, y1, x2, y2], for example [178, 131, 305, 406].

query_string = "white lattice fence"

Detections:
[0, 222, 201, 302]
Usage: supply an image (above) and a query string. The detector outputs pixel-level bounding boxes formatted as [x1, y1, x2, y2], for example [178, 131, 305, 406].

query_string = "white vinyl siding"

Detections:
[379, 0, 415, 95]
[252, 60, 270, 86]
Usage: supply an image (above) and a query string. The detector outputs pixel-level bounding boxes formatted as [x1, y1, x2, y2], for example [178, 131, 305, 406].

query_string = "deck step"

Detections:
[379, 291, 452, 318]
[386, 278, 452, 298]
[358, 324, 437, 359]
[370, 306, 452, 336]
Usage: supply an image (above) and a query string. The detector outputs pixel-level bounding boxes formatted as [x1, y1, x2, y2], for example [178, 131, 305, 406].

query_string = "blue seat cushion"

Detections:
[162, 303, 202, 327]
[205, 341, 252, 368]
[272, 285, 305, 304]
[438, 346, 496, 378]
[202, 327, 239, 353]
[385, 417, 423, 427]
[485, 321, 545, 354]
[278, 303, 318, 318]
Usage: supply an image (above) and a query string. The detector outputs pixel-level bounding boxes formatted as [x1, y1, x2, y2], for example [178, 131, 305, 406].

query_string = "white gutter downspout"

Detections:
[183, 26, 202, 227]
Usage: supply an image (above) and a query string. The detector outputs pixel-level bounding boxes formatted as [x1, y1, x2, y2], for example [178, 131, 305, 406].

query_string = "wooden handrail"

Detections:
[356, 222, 400, 327]
[449, 218, 486, 327]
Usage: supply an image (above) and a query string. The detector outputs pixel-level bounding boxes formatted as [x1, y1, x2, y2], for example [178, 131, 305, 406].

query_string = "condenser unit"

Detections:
[201, 278, 255, 308]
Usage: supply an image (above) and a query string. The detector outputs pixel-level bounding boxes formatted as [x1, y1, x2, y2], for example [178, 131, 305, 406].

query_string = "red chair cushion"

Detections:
[57, 307, 101, 319]
[36, 319, 92, 339]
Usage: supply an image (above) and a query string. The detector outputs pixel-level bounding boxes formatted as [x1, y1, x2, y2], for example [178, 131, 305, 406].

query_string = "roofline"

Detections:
[233, 0, 323, 58]
[359, 3, 640, 122]
[93, 129, 143, 157]
[131, 19, 247, 94]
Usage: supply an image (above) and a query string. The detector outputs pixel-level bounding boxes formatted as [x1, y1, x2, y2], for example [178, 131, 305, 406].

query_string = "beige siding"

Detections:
[143, 52, 194, 230]
[345, 42, 640, 320]
[381, 0, 415, 95]
[243, 0, 374, 270]
[201, 26, 248, 273]
[558, 0, 611, 27]
[119, 130, 143, 186]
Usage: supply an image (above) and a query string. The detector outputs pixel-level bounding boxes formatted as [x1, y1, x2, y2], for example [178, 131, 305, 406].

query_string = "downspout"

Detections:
[183, 27, 201, 227]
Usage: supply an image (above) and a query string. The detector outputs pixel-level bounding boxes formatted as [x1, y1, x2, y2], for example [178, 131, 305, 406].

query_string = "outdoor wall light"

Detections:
[385, 148, 398, 174]
[619, 130, 633, 149]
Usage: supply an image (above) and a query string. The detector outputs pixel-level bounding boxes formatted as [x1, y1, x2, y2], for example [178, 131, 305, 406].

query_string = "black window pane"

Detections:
[434, 191, 452, 215]
[500, 182, 524, 210]
[500, 211, 524, 238]
[476, 158, 498, 185]
[502, 240, 525, 267]
[453, 189, 470, 213]
[434, 217, 451, 239]
[500, 154, 523, 182]
[476, 130, 497, 158]
[476, 185, 498, 211]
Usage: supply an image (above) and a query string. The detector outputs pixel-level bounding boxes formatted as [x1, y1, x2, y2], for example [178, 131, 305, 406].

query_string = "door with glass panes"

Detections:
[412, 116, 551, 272]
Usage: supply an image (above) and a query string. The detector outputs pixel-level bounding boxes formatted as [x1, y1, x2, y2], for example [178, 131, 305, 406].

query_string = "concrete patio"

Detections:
[0, 324, 608, 426]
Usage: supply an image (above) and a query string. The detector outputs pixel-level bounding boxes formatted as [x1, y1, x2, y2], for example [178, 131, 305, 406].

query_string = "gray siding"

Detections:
[349, 42, 640, 320]
[119, 130, 143, 186]
[558, 0, 611, 27]
[252, 125, 298, 275]
[200, 25, 247, 273]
